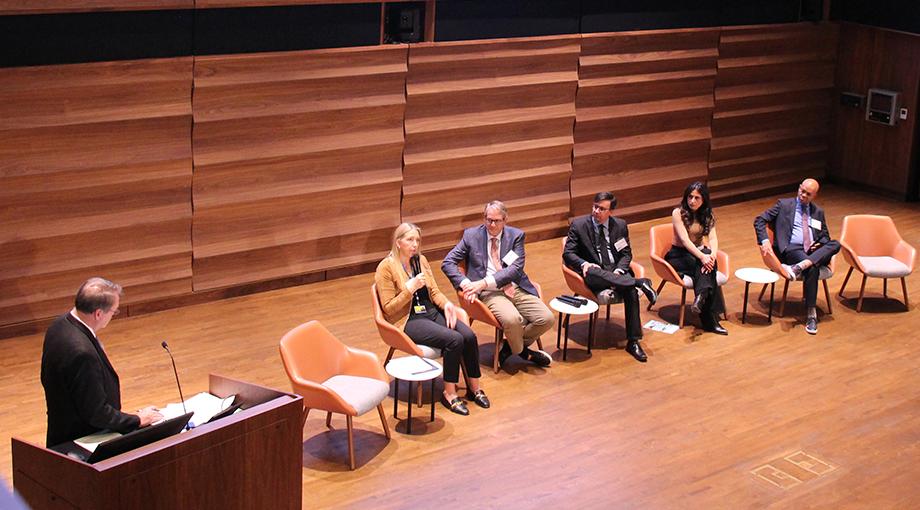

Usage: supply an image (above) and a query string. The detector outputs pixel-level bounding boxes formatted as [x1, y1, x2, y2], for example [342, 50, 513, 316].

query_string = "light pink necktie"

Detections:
[491, 238, 514, 298]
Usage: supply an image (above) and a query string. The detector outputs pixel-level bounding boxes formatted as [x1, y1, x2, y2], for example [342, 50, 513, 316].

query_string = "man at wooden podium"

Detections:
[40, 277, 162, 447]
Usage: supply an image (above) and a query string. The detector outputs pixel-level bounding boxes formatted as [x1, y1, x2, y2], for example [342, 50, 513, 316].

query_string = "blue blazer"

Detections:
[441, 224, 539, 297]
[754, 197, 832, 255]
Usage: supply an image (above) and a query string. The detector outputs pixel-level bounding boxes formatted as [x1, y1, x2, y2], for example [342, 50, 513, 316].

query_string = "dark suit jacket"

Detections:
[564, 214, 634, 274]
[41, 313, 139, 447]
[754, 198, 832, 255]
[441, 224, 539, 296]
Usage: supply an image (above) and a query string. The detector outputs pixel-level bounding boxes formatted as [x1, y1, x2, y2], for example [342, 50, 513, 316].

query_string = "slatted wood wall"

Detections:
[709, 23, 839, 202]
[403, 36, 579, 254]
[192, 46, 407, 290]
[0, 58, 194, 326]
[574, 28, 719, 221]
[0, 0, 190, 14]
[0, 23, 843, 331]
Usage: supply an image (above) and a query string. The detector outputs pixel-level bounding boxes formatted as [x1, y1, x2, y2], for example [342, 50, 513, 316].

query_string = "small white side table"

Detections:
[385, 356, 442, 434]
[549, 298, 599, 360]
[735, 267, 780, 324]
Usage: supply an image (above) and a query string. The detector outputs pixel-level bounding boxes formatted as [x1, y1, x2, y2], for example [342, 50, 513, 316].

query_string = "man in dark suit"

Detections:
[563, 191, 658, 362]
[41, 277, 162, 447]
[754, 178, 840, 335]
[442, 201, 554, 369]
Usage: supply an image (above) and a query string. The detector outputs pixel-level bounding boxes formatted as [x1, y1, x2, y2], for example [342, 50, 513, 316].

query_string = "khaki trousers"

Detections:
[480, 287, 555, 354]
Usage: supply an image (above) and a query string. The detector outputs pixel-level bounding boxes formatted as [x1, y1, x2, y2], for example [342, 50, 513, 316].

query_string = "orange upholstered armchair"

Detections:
[560, 237, 646, 322]
[455, 263, 544, 373]
[279, 320, 390, 470]
[758, 223, 835, 316]
[838, 214, 916, 311]
[648, 224, 730, 328]
[371, 283, 470, 403]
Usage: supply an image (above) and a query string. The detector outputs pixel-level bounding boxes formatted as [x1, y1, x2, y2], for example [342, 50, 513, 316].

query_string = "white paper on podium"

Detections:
[159, 392, 236, 428]
[74, 430, 122, 453]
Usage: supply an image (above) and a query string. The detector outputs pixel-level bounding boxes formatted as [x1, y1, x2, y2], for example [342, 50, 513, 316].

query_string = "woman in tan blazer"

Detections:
[375, 223, 488, 416]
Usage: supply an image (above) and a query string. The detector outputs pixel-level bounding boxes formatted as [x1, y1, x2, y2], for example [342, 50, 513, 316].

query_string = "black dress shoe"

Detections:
[465, 389, 491, 409]
[637, 278, 658, 306]
[441, 395, 469, 416]
[690, 292, 708, 315]
[523, 347, 552, 367]
[625, 340, 647, 362]
[703, 321, 728, 335]
[498, 341, 512, 367]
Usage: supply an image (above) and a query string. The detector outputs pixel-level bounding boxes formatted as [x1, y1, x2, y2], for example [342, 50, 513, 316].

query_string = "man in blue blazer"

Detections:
[442, 201, 554, 369]
[41, 278, 162, 446]
[754, 179, 840, 335]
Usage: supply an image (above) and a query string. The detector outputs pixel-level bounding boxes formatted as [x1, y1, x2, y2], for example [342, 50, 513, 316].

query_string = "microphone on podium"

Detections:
[161, 341, 188, 418]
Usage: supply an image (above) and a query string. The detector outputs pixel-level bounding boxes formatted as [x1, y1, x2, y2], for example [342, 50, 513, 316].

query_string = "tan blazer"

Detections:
[375, 254, 449, 330]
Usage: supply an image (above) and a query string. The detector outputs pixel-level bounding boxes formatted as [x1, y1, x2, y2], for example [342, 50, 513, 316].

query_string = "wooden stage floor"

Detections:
[2, 185, 919, 508]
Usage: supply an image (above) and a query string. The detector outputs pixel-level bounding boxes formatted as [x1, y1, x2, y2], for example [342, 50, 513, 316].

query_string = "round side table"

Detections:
[735, 267, 780, 324]
[549, 298, 599, 360]
[385, 356, 443, 434]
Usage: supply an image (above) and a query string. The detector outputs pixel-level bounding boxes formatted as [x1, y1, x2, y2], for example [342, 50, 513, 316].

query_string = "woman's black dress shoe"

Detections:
[441, 395, 469, 415]
[466, 389, 491, 409]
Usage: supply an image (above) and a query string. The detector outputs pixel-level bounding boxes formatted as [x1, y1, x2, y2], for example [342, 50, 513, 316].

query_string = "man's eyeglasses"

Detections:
[485, 218, 505, 225]
[592, 204, 610, 212]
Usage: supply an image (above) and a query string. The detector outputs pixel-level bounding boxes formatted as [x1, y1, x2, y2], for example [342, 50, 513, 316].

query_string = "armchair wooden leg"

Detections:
[779, 280, 790, 317]
[857, 274, 868, 312]
[823, 280, 833, 315]
[606, 303, 611, 320]
[883, 278, 888, 298]
[326, 411, 333, 429]
[902, 277, 909, 309]
[839, 266, 854, 297]
[493, 328, 502, 373]
[648, 280, 666, 310]
[678, 287, 686, 328]
[459, 362, 470, 392]
[346, 415, 355, 470]
[377, 404, 391, 440]
[302, 407, 311, 428]
[384, 347, 395, 366]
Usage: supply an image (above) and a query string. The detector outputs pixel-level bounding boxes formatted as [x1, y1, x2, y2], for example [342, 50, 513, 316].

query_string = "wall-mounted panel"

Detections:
[403, 36, 579, 252]
[0, 58, 194, 325]
[709, 22, 838, 201]
[192, 46, 406, 290]
[574, 28, 719, 220]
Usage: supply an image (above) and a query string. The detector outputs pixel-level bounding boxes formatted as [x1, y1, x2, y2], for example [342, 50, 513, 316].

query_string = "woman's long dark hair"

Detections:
[679, 181, 714, 235]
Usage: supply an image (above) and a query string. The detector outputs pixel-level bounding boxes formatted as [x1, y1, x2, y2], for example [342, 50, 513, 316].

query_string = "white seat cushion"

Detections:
[323, 375, 390, 416]
[417, 344, 442, 359]
[858, 256, 912, 278]
[681, 272, 728, 288]
[818, 265, 834, 280]
[597, 290, 623, 305]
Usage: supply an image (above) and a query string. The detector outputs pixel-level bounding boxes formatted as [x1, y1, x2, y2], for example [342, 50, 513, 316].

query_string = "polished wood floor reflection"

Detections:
[2, 185, 919, 508]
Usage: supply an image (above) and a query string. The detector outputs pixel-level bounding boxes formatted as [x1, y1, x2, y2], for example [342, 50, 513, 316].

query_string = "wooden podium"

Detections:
[11, 374, 303, 510]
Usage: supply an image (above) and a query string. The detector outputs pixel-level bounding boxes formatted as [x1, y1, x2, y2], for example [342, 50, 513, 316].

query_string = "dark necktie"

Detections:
[597, 224, 613, 269]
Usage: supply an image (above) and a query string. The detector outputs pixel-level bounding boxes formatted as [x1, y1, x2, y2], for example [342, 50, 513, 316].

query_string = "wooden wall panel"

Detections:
[709, 23, 839, 202]
[574, 28, 719, 221]
[0, 58, 193, 326]
[192, 46, 406, 290]
[0, 0, 191, 14]
[403, 36, 579, 253]
[830, 22, 920, 199]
